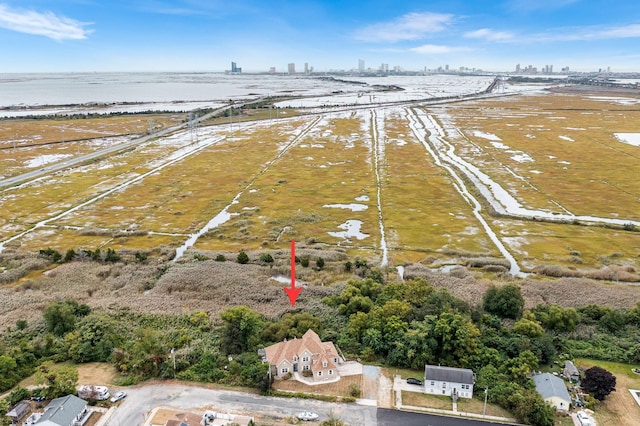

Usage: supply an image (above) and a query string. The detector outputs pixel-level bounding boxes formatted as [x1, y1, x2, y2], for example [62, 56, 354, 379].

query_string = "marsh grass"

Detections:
[0, 114, 184, 179]
[2, 92, 639, 274]
[381, 112, 497, 264]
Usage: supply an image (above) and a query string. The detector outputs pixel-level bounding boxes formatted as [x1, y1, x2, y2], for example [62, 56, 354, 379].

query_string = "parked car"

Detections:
[297, 412, 319, 421]
[407, 378, 423, 385]
[110, 391, 127, 403]
[31, 396, 45, 402]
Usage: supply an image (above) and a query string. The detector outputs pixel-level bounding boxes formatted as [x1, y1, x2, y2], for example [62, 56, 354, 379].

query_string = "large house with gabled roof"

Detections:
[424, 365, 475, 399]
[260, 329, 344, 382]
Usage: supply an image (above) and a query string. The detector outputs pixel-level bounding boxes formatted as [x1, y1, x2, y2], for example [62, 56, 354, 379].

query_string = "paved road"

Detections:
[105, 384, 377, 426]
[0, 104, 234, 189]
[377, 408, 519, 426]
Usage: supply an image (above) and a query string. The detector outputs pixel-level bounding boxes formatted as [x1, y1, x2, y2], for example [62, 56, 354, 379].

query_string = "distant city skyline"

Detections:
[1, 1, 640, 73]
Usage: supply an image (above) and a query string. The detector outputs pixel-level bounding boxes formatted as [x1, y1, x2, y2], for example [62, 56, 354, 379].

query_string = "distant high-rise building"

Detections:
[445, 64, 449, 72]
[358, 59, 365, 72]
[231, 62, 242, 73]
[269, 67, 276, 74]
[304, 63, 309, 74]
[516, 64, 521, 73]
[288, 63, 296, 74]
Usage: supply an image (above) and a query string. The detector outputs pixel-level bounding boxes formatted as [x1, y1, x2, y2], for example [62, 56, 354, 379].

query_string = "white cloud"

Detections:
[0, 4, 92, 41]
[505, 0, 580, 13]
[529, 23, 640, 42]
[353, 12, 454, 43]
[465, 28, 514, 42]
[409, 44, 471, 54]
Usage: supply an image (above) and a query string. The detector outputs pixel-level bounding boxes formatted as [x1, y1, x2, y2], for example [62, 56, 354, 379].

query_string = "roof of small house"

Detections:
[533, 373, 571, 402]
[35, 395, 86, 426]
[263, 329, 339, 367]
[424, 365, 475, 385]
[165, 412, 202, 426]
[564, 360, 580, 376]
[6, 401, 30, 418]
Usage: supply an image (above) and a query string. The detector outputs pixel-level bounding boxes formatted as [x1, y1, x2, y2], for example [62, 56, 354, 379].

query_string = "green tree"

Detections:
[513, 318, 545, 338]
[262, 312, 321, 343]
[35, 361, 78, 399]
[65, 314, 122, 362]
[431, 311, 480, 367]
[316, 257, 325, 270]
[220, 306, 263, 354]
[236, 250, 249, 264]
[483, 284, 524, 319]
[43, 301, 77, 336]
[0, 355, 19, 391]
[533, 304, 579, 332]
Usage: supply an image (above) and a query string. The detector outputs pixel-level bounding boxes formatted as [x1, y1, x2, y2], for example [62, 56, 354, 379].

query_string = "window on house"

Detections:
[442, 383, 447, 388]
[281, 368, 289, 374]
[329, 370, 333, 375]
[302, 356, 309, 362]
[323, 361, 328, 367]
[334, 358, 338, 363]
[293, 356, 298, 361]
[303, 365, 310, 371]
[318, 371, 323, 377]
[430, 381, 435, 386]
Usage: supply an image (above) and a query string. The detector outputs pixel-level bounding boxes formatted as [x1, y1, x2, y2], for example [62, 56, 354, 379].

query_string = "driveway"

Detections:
[362, 366, 393, 408]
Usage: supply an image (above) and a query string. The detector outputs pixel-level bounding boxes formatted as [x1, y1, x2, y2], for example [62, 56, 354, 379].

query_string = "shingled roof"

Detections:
[263, 329, 339, 369]
[424, 365, 475, 384]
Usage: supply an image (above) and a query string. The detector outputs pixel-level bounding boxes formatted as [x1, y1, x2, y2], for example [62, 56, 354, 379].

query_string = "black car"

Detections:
[406, 378, 423, 385]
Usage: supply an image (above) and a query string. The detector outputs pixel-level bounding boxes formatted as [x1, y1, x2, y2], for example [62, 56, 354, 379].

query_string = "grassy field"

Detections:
[575, 358, 640, 426]
[2, 92, 639, 273]
[272, 374, 363, 398]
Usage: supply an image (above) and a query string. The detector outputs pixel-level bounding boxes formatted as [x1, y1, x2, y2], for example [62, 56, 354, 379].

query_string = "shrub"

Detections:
[316, 257, 325, 270]
[237, 251, 249, 264]
[348, 383, 361, 398]
[300, 256, 309, 268]
[215, 254, 226, 262]
[259, 253, 274, 266]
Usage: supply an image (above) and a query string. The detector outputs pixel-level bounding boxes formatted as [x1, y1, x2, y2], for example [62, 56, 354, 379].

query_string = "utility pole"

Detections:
[170, 348, 176, 379]
[483, 387, 488, 417]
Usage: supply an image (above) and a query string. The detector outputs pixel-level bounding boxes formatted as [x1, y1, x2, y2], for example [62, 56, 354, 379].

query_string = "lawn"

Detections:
[575, 358, 640, 426]
[272, 374, 363, 398]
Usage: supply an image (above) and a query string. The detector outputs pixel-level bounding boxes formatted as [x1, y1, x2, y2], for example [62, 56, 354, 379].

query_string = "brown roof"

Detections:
[264, 329, 339, 367]
[165, 412, 202, 426]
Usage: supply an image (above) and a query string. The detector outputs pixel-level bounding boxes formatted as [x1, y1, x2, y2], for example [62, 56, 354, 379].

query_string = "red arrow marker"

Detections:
[283, 240, 302, 307]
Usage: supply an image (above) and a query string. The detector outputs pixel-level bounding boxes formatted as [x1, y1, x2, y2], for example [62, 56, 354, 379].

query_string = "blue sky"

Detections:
[1, 0, 640, 73]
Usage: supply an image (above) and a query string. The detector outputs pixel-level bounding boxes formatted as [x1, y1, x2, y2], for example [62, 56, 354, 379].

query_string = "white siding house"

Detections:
[533, 373, 571, 412]
[424, 365, 475, 399]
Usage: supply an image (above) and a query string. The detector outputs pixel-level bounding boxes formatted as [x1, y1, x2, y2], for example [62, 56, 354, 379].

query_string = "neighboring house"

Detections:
[423, 365, 475, 399]
[35, 395, 91, 426]
[260, 329, 344, 382]
[533, 373, 572, 412]
[6, 401, 30, 424]
[164, 412, 203, 426]
[564, 360, 580, 383]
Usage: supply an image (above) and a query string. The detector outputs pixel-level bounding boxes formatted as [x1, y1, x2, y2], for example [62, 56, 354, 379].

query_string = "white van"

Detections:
[77, 385, 110, 400]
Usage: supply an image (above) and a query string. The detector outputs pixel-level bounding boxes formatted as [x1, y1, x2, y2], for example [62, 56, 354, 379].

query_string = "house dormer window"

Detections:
[293, 356, 298, 361]
[323, 361, 328, 367]
[302, 356, 309, 362]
